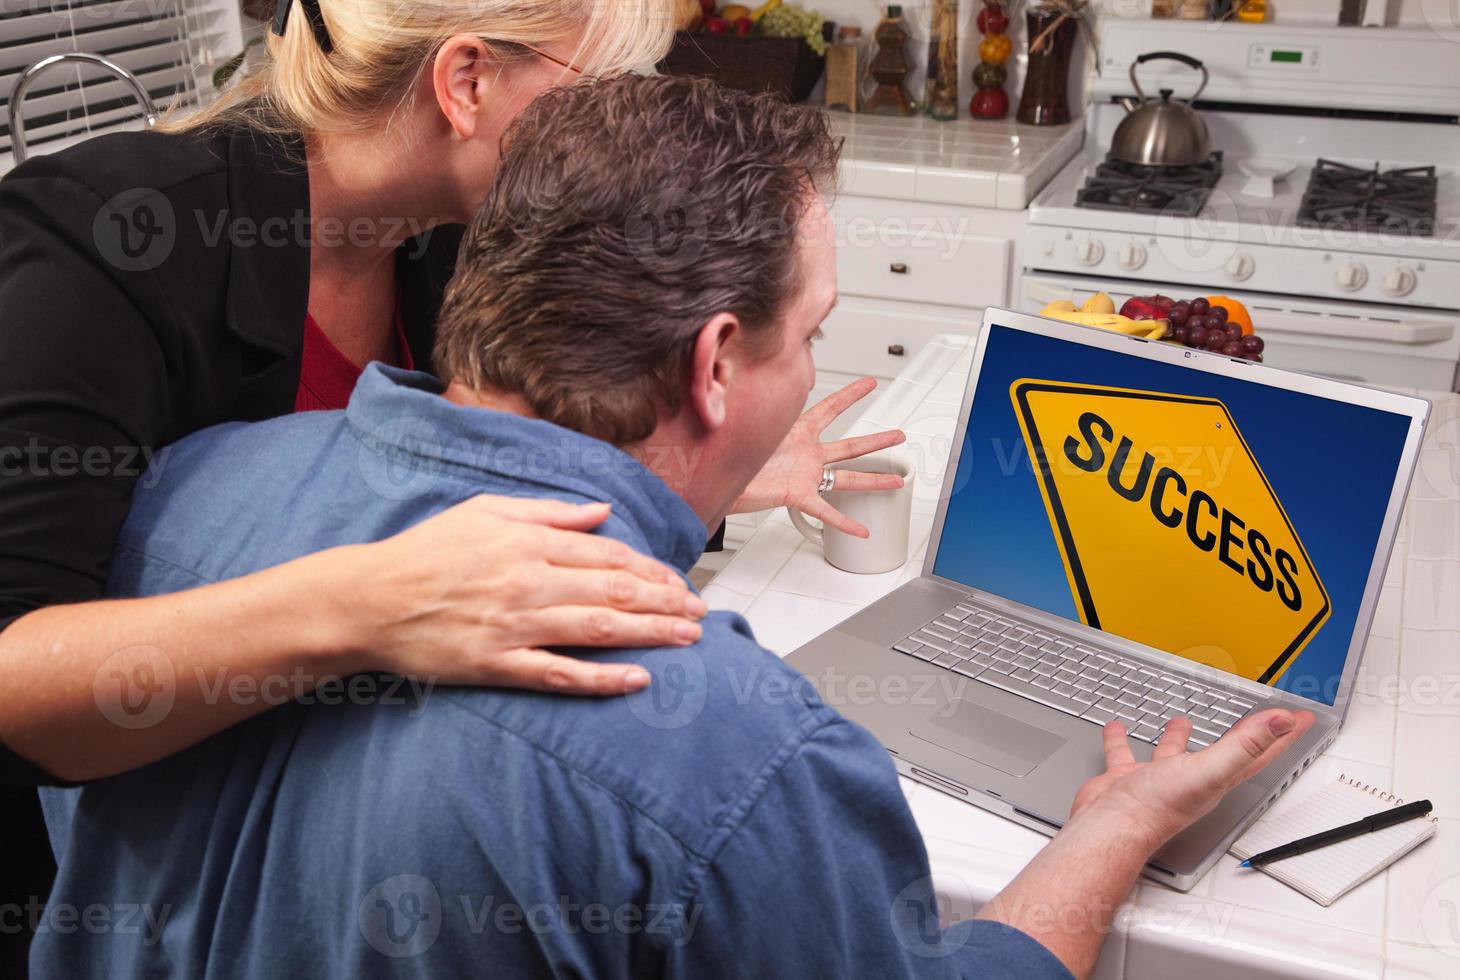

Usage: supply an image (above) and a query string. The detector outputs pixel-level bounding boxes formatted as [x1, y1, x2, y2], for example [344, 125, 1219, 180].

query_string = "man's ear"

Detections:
[432, 34, 493, 140]
[687, 313, 742, 434]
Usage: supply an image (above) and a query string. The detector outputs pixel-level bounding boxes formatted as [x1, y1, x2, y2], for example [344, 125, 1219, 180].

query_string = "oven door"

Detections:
[1020, 273, 1460, 392]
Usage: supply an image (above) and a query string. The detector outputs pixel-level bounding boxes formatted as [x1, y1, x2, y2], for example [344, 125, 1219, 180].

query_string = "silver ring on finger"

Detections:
[817, 467, 836, 495]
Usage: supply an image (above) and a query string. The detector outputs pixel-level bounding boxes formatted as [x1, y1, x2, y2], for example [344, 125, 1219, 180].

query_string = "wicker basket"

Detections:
[657, 32, 826, 103]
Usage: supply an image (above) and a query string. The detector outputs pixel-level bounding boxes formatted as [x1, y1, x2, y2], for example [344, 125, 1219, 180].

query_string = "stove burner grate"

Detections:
[1075, 153, 1223, 218]
[1296, 159, 1438, 237]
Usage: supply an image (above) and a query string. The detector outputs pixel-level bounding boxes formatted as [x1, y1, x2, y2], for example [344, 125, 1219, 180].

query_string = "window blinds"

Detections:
[1, 0, 236, 157]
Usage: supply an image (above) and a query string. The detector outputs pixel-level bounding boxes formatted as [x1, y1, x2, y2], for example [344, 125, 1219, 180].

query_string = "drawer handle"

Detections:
[889, 262, 909, 275]
[887, 344, 906, 356]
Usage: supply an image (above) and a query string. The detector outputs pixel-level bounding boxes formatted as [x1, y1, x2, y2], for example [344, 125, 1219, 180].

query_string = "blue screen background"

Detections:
[932, 324, 1413, 706]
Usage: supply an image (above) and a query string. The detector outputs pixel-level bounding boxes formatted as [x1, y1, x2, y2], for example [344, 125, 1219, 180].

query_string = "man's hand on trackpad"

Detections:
[1069, 709, 1317, 854]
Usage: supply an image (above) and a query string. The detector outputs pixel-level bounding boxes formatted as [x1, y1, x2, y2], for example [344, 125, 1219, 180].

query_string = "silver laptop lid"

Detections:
[924, 309, 1429, 720]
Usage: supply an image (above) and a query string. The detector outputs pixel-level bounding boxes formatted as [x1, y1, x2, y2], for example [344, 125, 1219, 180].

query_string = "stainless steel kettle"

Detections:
[1110, 51, 1210, 168]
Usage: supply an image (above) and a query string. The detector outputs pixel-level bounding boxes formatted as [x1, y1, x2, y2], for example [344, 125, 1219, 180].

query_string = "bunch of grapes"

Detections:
[761, 4, 828, 55]
[1166, 297, 1266, 361]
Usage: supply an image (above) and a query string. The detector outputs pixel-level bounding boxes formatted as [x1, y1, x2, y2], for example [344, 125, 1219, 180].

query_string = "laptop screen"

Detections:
[932, 322, 1415, 707]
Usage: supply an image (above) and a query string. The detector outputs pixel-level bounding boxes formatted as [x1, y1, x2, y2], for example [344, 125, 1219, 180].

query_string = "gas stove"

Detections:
[1296, 160, 1438, 238]
[1075, 153, 1223, 218]
[1023, 20, 1460, 391]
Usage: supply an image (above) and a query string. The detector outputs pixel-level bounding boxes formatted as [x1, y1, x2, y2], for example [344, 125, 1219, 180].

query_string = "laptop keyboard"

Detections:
[894, 598, 1255, 749]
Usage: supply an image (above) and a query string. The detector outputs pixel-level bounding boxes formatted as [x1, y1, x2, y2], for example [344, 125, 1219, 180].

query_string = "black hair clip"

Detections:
[272, 0, 335, 54]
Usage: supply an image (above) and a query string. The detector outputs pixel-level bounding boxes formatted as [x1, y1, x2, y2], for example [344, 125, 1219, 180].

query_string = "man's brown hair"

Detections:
[433, 73, 841, 445]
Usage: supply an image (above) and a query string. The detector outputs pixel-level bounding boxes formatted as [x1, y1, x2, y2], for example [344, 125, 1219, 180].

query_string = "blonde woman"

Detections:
[0, 0, 900, 898]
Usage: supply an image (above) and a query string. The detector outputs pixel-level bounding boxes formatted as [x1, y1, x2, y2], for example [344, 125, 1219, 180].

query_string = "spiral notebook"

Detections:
[1229, 774, 1438, 906]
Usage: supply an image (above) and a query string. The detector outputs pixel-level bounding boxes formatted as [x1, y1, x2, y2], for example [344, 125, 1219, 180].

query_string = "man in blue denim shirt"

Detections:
[37, 75, 1309, 980]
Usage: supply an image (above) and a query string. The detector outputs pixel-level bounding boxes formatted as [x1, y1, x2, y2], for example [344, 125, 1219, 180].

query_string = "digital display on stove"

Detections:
[1269, 50, 1303, 63]
[933, 324, 1414, 707]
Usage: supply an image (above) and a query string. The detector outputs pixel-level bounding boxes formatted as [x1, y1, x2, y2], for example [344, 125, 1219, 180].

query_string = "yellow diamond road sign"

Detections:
[1010, 379, 1330, 685]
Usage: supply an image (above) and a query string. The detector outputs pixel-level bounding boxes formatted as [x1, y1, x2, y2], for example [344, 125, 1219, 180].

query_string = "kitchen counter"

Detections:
[702, 335, 1460, 979]
[831, 113, 1084, 210]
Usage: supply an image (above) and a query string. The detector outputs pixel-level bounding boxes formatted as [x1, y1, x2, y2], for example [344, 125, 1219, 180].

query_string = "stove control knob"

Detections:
[1381, 266, 1417, 298]
[1224, 252, 1256, 282]
[1117, 242, 1147, 271]
[1334, 262, 1368, 292]
[1075, 239, 1105, 267]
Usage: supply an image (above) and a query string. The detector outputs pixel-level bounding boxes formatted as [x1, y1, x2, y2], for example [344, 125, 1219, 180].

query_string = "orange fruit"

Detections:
[1207, 295, 1253, 336]
[979, 34, 1012, 65]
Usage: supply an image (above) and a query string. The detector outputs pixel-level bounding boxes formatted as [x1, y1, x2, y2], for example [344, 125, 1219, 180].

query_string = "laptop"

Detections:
[787, 308, 1430, 891]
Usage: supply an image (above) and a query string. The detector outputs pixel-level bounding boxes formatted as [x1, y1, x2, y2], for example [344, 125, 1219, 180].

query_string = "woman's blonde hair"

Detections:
[163, 0, 677, 136]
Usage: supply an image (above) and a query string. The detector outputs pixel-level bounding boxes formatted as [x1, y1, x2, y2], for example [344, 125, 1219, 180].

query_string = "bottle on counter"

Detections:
[864, 5, 916, 116]
[1151, 0, 1176, 16]
[825, 26, 865, 111]
[1017, 3, 1079, 126]
[969, 2, 1012, 119]
[1178, 0, 1209, 18]
[924, 0, 960, 121]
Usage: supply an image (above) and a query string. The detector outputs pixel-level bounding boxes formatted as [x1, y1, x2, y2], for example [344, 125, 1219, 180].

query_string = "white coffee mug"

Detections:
[787, 457, 914, 574]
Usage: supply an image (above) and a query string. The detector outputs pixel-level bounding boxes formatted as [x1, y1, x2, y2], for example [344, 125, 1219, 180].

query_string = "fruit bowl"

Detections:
[657, 32, 826, 102]
[1039, 292, 1269, 362]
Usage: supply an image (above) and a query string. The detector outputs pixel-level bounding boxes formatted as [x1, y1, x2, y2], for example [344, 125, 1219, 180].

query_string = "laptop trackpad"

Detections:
[909, 699, 1066, 777]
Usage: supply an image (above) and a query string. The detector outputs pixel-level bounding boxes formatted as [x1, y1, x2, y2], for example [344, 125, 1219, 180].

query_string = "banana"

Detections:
[1040, 308, 1172, 337]
[1040, 298, 1171, 339]
[1046, 311, 1142, 331]
[751, 0, 782, 22]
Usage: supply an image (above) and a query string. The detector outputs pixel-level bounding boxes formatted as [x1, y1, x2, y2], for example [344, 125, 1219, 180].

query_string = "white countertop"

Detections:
[831, 113, 1084, 211]
[702, 335, 1460, 980]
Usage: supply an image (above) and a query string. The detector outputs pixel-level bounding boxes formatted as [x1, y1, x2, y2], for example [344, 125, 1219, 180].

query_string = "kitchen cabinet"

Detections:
[817, 295, 981, 378]
[820, 194, 1026, 379]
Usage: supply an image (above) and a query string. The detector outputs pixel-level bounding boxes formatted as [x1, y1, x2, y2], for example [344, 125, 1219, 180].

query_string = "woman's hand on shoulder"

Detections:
[337, 495, 707, 696]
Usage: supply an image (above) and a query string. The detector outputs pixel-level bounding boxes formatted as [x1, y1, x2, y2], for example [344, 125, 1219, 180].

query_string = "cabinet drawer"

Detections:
[816, 296, 982, 379]
[836, 228, 1010, 309]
